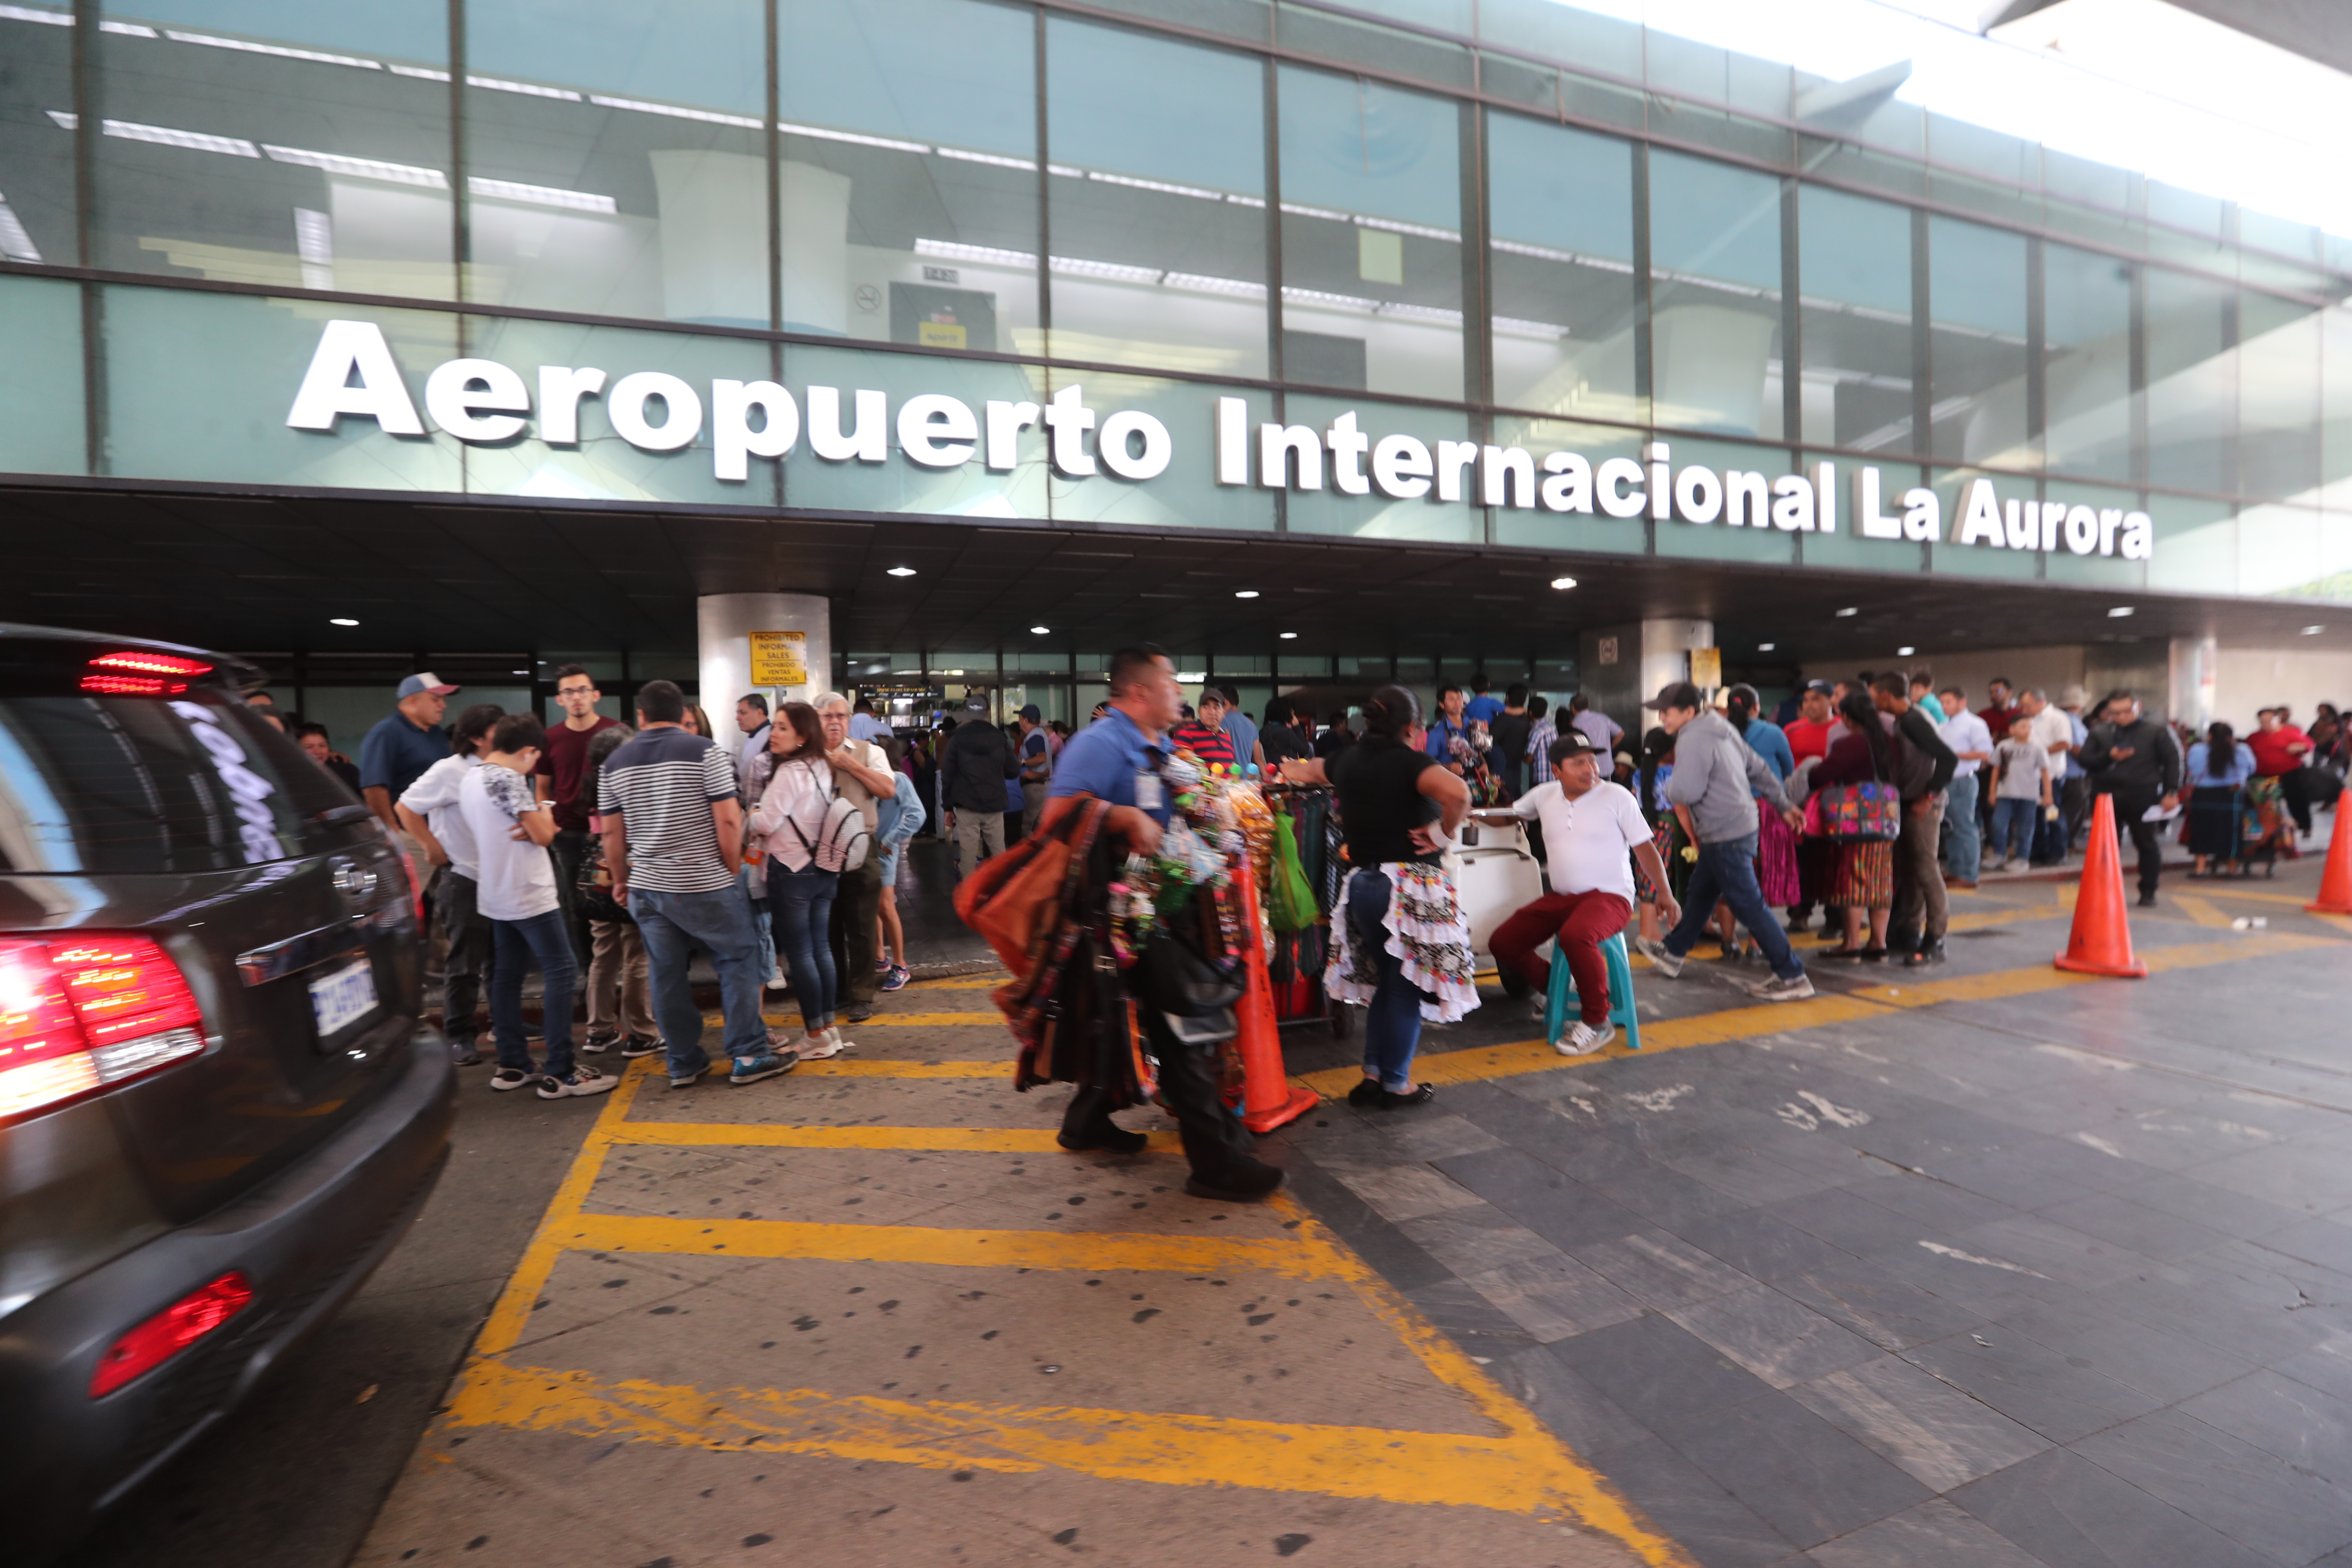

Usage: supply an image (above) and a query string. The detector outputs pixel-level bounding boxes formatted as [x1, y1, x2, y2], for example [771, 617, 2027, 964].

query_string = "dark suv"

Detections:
[0, 625, 455, 1563]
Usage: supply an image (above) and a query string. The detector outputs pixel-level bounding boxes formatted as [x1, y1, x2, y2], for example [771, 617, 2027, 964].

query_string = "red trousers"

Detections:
[1491, 890, 1633, 1026]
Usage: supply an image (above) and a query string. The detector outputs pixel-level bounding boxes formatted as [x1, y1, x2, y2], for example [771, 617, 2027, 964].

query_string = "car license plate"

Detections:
[309, 958, 378, 1038]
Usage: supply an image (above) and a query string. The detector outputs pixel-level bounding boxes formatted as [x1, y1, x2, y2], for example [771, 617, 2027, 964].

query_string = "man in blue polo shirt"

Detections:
[1041, 644, 1279, 1202]
[360, 672, 456, 834]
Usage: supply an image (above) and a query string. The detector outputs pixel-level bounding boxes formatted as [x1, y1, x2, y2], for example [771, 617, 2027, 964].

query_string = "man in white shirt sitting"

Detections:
[1487, 730, 1679, 1056]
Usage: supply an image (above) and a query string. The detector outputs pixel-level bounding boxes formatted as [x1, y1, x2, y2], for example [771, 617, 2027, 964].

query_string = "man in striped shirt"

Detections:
[597, 680, 790, 1088]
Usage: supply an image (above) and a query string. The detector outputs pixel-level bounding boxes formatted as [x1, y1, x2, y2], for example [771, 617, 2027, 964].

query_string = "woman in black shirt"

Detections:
[1280, 685, 1473, 1107]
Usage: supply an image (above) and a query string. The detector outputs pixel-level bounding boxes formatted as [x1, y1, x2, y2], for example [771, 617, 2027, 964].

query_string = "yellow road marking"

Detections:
[2192, 883, 2315, 906]
[450, 1358, 1687, 1531]
[2168, 893, 2236, 929]
[2057, 882, 2078, 911]
[908, 974, 1012, 989]
[790, 1058, 1006, 1078]
[608, 1123, 1182, 1153]
[561, 1210, 1350, 1277]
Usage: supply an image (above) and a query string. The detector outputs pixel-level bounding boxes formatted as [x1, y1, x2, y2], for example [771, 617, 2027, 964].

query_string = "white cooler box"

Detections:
[1449, 812, 1546, 966]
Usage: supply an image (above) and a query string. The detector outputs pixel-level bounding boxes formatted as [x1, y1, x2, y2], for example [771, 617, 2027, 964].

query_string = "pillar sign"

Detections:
[1690, 647, 1722, 688]
[748, 631, 807, 687]
[1597, 637, 1619, 667]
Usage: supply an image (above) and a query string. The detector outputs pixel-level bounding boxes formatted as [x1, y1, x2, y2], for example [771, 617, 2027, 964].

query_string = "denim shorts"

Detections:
[876, 845, 901, 887]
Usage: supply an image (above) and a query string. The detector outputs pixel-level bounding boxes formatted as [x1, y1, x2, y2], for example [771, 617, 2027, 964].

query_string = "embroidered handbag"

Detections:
[1813, 780, 1902, 842]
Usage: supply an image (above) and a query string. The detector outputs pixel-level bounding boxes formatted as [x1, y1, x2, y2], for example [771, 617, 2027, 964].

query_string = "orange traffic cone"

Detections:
[1229, 858, 1320, 1133]
[2309, 799, 2352, 914]
[2054, 793, 2147, 978]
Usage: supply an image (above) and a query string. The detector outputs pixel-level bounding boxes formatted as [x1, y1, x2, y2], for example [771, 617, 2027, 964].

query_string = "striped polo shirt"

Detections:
[596, 726, 738, 894]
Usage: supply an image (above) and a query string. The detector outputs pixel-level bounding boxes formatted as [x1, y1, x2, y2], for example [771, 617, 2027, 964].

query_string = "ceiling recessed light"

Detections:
[1834, 606, 1857, 617]
[1550, 576, 1577, 590]
[1029, 625, 1050, 635]
[1896, 646, 1916, 656]
[511, 668, 529, 674]
[2107, 606, 2134, 618]
[1280, 631, 1298, 640]
[1234, 589, 1259, 599]
[945, 669, 964, 677]
[2303, 625, 2325, 635]
[1757, 642, 1776, 652]
[886, 566, 917, 577]
[329, 617, 358, 626]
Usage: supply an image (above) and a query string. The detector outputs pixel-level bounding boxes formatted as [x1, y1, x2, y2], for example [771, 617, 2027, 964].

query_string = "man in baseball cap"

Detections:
[360, 671, 460, 831]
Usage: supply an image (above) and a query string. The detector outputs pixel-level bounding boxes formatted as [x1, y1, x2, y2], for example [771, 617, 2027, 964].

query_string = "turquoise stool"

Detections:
[1542, 930, 1642, 1051]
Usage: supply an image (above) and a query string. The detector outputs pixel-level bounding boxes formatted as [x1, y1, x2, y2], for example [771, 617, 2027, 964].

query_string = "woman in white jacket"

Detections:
[750, 701, 852, 1059]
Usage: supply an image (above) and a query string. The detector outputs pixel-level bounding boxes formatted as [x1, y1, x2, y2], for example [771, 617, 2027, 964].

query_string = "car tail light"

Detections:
[0, 935, 206, 1122]
[80, 651, 214, 697]
[90, 1271, 254, 1397]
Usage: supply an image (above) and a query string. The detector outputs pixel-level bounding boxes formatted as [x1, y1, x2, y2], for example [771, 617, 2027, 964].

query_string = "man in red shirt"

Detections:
[2247, 706, 2316, 839]
[1782, 681, 1834, 766]
[1171, 688, 1239, 766]
[534, 663, 622, 962]
[1976, 677, 2020, 741]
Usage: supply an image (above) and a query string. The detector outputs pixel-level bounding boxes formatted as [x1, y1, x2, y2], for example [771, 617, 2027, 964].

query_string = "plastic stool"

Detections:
[1542, 929, 1641, 1051]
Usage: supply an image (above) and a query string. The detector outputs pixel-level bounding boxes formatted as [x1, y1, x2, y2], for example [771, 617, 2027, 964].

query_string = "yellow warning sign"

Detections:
[1689, 647, 1721, 688]
[748, 631, 807, 687]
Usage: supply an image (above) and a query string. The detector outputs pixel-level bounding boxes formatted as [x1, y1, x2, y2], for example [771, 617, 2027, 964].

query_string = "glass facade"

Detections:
[0, 0, 2347, 604]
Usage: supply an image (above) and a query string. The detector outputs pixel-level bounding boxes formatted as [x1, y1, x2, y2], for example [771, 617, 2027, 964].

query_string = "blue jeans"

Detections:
[1346, 870, 1430, 1092]
[1991, 797, 2038, 863]
[490, 910, 577, 1078]
[1663, 832, 1803, 981]
[631, 882, 771, 1076]
[1943, 770, 1982, 880]
[766, 862, 840, 1028]
[744, 864, 775, 973]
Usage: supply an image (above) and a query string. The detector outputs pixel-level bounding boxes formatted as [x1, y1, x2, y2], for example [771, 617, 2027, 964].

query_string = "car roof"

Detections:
[0, 620, 264, 691]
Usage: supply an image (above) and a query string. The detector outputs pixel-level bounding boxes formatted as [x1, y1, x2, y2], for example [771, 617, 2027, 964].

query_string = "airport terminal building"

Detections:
[1, 0, 2347, 735]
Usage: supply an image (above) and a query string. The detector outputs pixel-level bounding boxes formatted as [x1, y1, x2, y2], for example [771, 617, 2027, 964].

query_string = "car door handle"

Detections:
[236, 923, 366, 986]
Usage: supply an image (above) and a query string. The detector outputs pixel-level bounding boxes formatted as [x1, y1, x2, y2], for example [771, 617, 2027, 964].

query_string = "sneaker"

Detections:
[2137, 891, 2158, 908]
[490, 1066, 541, 1091]
[766, 964, 789, 992]
[844, 1003, 874, 1023]
[873, 954, 893, 972]
[798, 1028, 853, 1061]
[729, 1050, 799, 1086]
[1630, 936, 1684, 978]
[668, 1062, 712, 1089]
[579, 1032, 618, 1055]
[619, 1035, 665, 1059]
[1902, 940, 1948, 968]
[1057, 1124, 1148, 1155]
[1752, 972, 1816, 1002]
[537, 1066, 619, 1099]
[449, 1041, 483, 1068]
[1554, 1020, 1616, 1056]
[1182, 1165, 1286, 1202]
[880, 965, 911, 992]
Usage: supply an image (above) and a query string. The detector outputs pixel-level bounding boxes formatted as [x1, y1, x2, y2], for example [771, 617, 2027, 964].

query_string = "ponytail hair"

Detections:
[1360, 683, 1421, 741]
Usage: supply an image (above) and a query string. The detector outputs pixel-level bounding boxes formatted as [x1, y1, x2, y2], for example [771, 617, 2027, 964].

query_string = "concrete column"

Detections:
[2169, 635, 2218, 732]
[1578, 618, 1715, 738]
[698, 593, 831, 719]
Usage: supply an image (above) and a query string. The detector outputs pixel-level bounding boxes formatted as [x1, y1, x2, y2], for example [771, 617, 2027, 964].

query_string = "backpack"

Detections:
[778, 764, 871, 873]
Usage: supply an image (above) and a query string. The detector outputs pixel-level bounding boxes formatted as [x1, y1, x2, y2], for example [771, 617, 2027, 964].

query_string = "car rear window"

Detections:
[0, 689, 358, 873]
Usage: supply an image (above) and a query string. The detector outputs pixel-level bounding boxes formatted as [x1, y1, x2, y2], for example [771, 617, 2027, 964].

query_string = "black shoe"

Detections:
[1822, 945, 1869, 962]
[1902, 940, 1947, 968]
[1345, 1078, 1384, 1107]
[449, 1041, 483, 1067]
[844, 1004, 874, 1023]
[1183, 1166, 1286, 1203]
[2137, 891, 2158, 907]
[1058, 1125, 1148, 1155]
[619, 1035, 665, 1059]
[1380, 1084, 1436, 1109]
[1859, 946, 1889, 963]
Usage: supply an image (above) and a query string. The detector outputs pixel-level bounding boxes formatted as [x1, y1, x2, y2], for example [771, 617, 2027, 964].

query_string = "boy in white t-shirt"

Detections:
[1488, 730, 1680, 1056]
[457, 713, 616, 1100]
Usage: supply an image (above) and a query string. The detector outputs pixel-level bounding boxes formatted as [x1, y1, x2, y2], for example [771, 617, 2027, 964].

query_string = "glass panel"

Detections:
[1801, 453, 1926, 574]
[1079, 0, 1268, 46]
[781, 0, 1039, 353]
[1273, 3, 1473, 93]
[1045, 18, 1268, 380]
[0, 3, 75, 265]
[0, 273, 84, 475]
[2145, 494, 2234, 595]
[1652, 435, 1798, 567]
[1486, 111, 1638, 424]
[105, 285, 463, 490]
[94, 1, 454, 298]
[2143, 265, 2232, 495]
[782, 342, 1047, 519]
[1926, 467, 2040, 582]
[2237, 293, 2321, 503]
[1648, 150, 1781, 438]
[1476, 0, 1642, 83]
[1488, 415, 1641, 554]
[1926, 214, 2029, 469]
[2238, 502, 2321, 598]
[1280, 393, 1474, 543]
[465, 0, 766, 324]
[1046, 371, 1276, 533]
[461, 316, 775, 506]
[1797, 185, 1914, 455]
[2040, 477, 2144, 589]
[2041, 242, 2132, 482]
[1277, 66, 1462, 399]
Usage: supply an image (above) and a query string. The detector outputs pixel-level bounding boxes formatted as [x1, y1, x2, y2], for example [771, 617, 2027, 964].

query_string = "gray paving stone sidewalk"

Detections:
[1256, 850, 2352, 1566]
